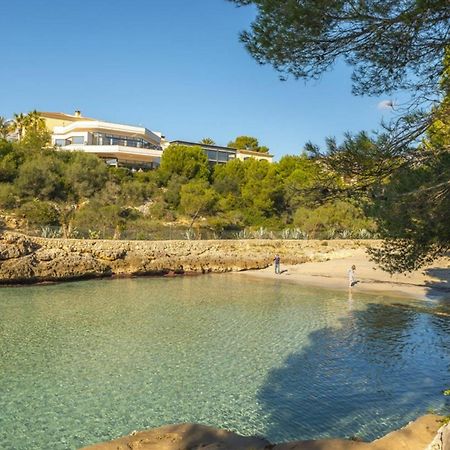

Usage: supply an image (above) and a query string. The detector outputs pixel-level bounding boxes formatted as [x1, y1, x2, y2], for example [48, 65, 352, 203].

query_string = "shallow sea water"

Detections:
[0, 274, 449, 449]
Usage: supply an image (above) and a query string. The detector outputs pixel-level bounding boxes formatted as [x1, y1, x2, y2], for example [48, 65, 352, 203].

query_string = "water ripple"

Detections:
[0, 276, 449, 449]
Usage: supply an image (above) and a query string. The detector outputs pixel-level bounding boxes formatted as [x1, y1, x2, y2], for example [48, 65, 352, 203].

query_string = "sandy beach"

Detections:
[239, 248, 450, 300]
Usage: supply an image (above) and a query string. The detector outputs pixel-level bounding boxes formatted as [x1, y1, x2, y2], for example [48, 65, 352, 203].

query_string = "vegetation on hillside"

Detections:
[0, 127, 376, 241]
[1, 0, 449, 272]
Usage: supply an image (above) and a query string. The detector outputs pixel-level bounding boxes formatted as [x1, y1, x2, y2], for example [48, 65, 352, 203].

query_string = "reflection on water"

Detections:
[259, 300, 450, 442]
[0, 275, 449, 449]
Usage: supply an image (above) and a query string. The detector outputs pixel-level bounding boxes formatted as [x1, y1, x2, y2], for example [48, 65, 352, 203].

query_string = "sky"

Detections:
[0, 0, 396, 160]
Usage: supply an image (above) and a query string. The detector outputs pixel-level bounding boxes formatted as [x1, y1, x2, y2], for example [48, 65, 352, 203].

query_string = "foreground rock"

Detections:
[83, 423, 270, 450]
[82, 415, 447, 450]
[0, 232, 368, 284]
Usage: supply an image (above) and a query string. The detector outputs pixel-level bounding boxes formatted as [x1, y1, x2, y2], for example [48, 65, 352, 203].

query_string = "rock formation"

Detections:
[0, 232, 367, 284]
[82, 415, 446, 450]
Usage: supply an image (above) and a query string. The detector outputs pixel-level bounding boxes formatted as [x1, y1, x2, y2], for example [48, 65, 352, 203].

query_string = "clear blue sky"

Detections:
[0, 0, 395, 159]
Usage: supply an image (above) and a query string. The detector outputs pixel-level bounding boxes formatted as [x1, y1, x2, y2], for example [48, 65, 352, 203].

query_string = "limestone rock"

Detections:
[0, 233, 39, 260]
[426, 421, 450, 450]
[0, 234, 370, 285]
[81, 423, 270, 450]
[81, 415, 444, 450]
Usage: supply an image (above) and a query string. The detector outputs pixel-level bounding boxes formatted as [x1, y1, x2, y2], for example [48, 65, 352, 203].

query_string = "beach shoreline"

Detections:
[238, 248, 450, 301]
[0, 233, 449, 301]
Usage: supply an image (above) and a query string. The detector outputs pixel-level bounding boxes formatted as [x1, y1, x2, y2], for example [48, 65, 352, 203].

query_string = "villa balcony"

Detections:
[58, 143, 163, 165]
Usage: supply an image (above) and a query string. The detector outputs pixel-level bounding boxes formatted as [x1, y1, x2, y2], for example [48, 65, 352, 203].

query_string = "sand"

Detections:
[239, 248, 450, 300]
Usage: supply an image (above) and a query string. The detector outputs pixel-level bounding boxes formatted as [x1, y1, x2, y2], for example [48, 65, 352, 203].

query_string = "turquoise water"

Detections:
[0, 275, 449, 449]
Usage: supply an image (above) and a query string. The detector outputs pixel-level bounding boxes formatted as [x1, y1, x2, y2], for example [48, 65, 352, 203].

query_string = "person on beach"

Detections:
[274, 254, 281, 274]
[348, 265, 357, 287]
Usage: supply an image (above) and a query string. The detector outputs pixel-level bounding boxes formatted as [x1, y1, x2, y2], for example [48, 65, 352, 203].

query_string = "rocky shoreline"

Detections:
[0, 232, 369, 285]
[82, 416, 449, 449]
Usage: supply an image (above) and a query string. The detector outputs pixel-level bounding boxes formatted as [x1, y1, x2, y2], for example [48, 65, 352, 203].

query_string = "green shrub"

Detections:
[64, 152, 108, 200]
[293, 200, 376, 237]
[72, 202, 131, 238]
[0, 153, 20, 182]
[0, 183, 17, 209]
[19, 200, 60, 227]
[15, 155, 64, 200]
[147, 198, 171, 220]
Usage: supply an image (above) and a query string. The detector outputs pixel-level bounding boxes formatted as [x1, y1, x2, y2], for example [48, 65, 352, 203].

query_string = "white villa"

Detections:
[37, 111, 273, 168]
[41, 111, 165, 169]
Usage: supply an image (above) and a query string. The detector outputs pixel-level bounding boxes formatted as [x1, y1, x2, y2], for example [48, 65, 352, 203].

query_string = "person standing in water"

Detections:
[274, 254, 281, 274]
[348, 265, 357, 287]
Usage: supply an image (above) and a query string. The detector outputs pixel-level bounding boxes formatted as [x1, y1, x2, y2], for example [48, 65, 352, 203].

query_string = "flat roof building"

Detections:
[170, 140, 273, 165]
[170, 140, 237, 165]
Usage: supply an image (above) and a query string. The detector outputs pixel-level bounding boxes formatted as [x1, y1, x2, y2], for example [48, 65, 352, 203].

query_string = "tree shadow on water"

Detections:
[424, 266, 450, 301]
[257, 301, 450, 444]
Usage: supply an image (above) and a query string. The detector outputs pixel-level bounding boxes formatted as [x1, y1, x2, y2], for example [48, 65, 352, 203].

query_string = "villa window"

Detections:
[71, 136, 84, 144]
[207, 150, 218, 161]
[218, 151, 229, 162]
[55, 139, 67, 147]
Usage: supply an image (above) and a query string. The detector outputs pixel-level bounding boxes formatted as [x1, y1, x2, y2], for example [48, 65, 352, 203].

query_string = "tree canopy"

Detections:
[227, 135, 270, 153]
[199, 137, 216, 145]
[159, 144, 210, 183]
[229, 0, 449, 100]
[229, 0, 450, 271]
[0, 127, 378, 239]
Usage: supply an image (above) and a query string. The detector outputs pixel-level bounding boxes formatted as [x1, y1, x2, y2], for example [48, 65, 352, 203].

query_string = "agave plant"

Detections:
[40, 226, 62, 238]
[357, 228, 372, 239]
[327, 228, 337, 240]
[40, 226, 52, 238]
[339, 229, 352, 239]
[292, 228, 308, 240]
[184, 229, 195, 240]
[253, 226, 268, 239]
[234, 229, 251, 239]
[88, 229, 100, 239]
[65, 227, 79, 238]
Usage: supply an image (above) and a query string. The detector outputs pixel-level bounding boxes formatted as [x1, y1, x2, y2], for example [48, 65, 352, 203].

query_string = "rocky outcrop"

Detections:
[0, 232, 369, 284]
[0, 233, 38, 260]
[82, 415, 444, 450]
[83, 423, 270, 450]
[427, 422, 450, 450]
[445, 424, 450, 449]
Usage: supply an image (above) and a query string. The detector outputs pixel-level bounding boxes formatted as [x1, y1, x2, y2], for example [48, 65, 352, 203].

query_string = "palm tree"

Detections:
[26, 110, 45, 132]
[0, 116, 10, 140]
[199, 137, 216, 145]
[12, 113, 28, 141]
